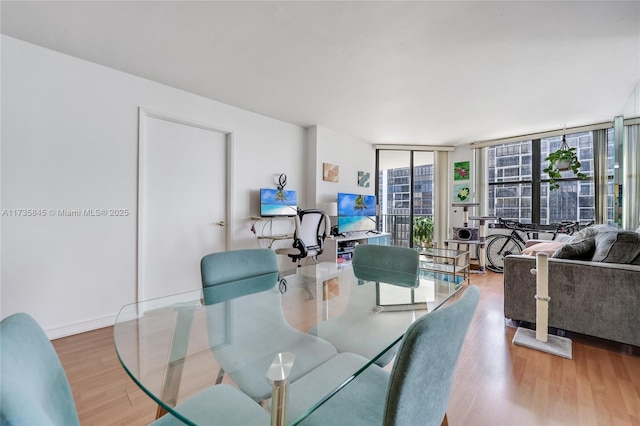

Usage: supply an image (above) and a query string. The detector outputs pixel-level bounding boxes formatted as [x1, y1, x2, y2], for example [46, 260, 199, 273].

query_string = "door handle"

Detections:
[216, 221, 225, 227]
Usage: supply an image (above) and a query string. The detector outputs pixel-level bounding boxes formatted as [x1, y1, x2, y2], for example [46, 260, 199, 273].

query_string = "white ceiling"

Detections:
[2, 1, 639, 146]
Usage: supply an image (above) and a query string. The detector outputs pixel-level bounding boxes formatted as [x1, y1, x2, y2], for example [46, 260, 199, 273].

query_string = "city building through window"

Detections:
[488, 129, 614, 225]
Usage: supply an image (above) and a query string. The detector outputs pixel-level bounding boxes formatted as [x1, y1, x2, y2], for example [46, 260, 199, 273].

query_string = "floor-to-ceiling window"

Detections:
[487, 129, 615, 225]
[377, 150, 434, 247]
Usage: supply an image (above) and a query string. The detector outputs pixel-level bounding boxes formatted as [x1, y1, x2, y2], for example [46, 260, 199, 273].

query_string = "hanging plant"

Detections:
[543, 137, 587, 191]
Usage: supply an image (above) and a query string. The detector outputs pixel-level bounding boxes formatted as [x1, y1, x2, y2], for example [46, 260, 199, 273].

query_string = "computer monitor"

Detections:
[337, 192, 377, 233]
[259, 188, 298, 217]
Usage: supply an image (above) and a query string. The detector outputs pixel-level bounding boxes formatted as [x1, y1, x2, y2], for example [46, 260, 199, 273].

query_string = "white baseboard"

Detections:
[46, 314, 118, 340]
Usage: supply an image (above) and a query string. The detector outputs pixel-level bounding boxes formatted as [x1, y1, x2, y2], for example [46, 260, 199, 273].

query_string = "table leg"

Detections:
[155, 302, 199, 419]
[267, 352, 295, 426]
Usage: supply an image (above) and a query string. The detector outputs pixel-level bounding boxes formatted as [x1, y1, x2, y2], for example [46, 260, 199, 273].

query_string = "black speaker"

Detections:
[452, 227, 479, 241]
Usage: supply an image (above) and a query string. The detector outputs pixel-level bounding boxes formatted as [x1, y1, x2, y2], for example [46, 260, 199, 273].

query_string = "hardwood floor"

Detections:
[53, 271, 640, 425]
[448, 273, 640, 426]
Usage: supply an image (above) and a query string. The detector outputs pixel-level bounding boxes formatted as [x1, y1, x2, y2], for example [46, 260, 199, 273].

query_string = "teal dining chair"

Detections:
[0, 313, 81, 426]
[352, 244, 420, 279]
[201, 248, 338, 402]
[0, 313, 270, 426]
[311, 244, 420, 367]
[286, 285, 481, 426]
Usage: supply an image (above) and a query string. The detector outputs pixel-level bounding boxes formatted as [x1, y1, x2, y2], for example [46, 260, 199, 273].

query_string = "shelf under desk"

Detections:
[250, 216, 295, 248]
[256, 234, 293, 248]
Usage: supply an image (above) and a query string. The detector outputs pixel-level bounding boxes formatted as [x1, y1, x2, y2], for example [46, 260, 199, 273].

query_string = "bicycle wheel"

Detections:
[474, 234, 498, 267]
[481, 235, 504, 273]
[485, 235, 524, 272]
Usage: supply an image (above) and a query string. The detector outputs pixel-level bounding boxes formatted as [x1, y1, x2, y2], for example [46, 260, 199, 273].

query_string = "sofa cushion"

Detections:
[592, 230, 640, 264]
[522, 241, 565, 256]
[552, 236, 596, 260]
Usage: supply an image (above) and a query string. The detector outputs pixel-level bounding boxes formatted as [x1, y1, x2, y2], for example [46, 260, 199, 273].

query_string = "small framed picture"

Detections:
[358, 171, 370, 187]
[323, 163, 339, 182]
[454, 161, 470, 180]
[454, 183, 471, 202]
[323, 277, 340, 301]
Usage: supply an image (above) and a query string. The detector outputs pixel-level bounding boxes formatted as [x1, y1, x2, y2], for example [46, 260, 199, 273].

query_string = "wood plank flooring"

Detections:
[53, 271, 640, 425]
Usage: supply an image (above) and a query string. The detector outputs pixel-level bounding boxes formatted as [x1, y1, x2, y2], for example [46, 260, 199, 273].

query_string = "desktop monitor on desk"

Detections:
[337, 192, 377, 233]
[260, 188, 298, 217]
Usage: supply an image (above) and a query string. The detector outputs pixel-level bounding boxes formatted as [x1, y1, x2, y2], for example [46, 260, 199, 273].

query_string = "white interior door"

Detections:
[138, 110, 229, 301]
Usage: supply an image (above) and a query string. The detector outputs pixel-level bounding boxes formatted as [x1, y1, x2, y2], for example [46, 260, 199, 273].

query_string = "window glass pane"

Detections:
[540, 131, 596, 223]
[488, 141, 532, 222]
[377, 150, 434, 248]
[488, 141, 532, 183]
[413, 151, 434, 217]
[378, 151, 409, 246]
[488, 132, 602, 226]
[541, 179, 595, 224]
[488, 182, 532, 223]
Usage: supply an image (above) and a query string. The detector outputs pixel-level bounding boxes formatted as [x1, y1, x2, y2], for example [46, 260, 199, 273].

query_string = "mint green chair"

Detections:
[312, 244, 420, 367]
[0, 313, 270, 426]
[0, 313, 80, 426]
[352, 244, 420, 283]
[201, 249, 337, 402]
[287, 286, 480, 426]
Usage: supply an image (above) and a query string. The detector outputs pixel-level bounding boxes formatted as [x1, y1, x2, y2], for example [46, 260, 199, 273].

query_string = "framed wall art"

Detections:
[323, 163, 339, 182]
[323, 277, 340, 301]
[357, 171, 370, 187]
[454, 161, 470, 180]
[453, 183, 471, 202]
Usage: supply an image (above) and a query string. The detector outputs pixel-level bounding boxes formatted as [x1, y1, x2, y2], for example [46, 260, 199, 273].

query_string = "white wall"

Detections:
[311, 125, 376, 206]
[1, 36, 307, 337]
[623, 80, 640, 117]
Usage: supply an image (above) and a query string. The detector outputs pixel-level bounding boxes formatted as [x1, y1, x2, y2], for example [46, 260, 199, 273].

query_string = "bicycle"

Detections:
[482, 218, 583, 273]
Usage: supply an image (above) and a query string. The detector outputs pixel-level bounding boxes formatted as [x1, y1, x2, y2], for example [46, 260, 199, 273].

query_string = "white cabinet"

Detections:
[318, 233, 390, 264]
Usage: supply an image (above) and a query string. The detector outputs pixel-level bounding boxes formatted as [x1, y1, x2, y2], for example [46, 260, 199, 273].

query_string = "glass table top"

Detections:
[113, 262, 463, 425]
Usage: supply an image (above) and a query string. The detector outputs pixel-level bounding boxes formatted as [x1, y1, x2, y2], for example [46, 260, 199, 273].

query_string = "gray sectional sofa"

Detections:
[503, 226, 640, 347]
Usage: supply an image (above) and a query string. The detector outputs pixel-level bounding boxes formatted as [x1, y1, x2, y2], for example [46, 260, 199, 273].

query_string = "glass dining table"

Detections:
[113, 261, 463, 425]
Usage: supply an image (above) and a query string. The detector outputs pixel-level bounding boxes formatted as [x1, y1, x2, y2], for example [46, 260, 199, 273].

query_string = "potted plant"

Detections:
[543, 137, 586, 191]
[413, 216, 434, 248]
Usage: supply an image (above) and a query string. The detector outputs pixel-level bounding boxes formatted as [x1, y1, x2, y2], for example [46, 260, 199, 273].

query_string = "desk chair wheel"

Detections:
[279, 278, 287, 294]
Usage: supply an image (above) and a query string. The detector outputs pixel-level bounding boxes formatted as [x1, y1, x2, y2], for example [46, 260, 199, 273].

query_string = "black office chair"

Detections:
[276, 209, 330, 266]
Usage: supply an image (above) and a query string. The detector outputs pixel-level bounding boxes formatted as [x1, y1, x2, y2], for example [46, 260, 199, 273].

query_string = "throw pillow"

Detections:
[593, 224, 619, 232]
[522, 241, 566, 256]
[554, 234, 572, 243]
[592, 230, 640, 264]
[552, 236, 596, 260]
[569, 226, 599, 243]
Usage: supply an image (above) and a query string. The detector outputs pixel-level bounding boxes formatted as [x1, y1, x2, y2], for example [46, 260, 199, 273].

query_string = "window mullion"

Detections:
[532, 139, 541, 225]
